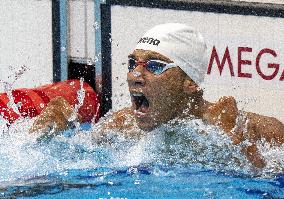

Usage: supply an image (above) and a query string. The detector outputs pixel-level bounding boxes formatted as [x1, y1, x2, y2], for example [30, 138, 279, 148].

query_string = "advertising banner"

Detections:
[110, 4, 284, 122]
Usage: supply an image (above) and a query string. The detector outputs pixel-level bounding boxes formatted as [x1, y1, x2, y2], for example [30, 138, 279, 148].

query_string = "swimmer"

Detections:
[29, 23, 284, 168]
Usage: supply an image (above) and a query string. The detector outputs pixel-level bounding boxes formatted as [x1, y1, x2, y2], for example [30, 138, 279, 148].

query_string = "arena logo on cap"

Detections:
[138, 37, 160, 46]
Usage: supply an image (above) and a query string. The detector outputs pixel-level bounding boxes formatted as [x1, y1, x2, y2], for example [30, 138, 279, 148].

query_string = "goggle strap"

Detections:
[165, 63, 176, 67]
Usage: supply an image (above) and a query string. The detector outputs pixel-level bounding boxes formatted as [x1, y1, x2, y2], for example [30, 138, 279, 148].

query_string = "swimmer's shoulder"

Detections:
[203, 96, 238, 133]
[208, 96, 284, 143]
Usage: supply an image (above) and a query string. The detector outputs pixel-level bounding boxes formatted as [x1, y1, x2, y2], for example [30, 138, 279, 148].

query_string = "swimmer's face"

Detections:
[127, 49, 192, 131]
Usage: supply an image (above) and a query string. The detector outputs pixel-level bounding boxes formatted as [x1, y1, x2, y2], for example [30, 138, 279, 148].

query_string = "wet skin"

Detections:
[29, 49, 284, 168]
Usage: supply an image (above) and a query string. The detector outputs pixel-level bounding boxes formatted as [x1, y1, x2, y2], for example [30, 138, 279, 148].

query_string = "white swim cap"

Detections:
[135, 23, 207, 85]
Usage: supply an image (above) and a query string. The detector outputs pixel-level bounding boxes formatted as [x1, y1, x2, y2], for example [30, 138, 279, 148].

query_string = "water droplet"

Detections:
[93, 21, 100, 30]
[16, 102, 22, 108]
[87, 59, 92, 65]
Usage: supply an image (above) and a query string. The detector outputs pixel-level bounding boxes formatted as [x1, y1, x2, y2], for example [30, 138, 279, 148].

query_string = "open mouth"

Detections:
[131, 92, 150, 117]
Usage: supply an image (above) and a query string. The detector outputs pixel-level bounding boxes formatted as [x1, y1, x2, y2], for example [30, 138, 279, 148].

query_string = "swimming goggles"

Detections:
[128, 58, 177, 75]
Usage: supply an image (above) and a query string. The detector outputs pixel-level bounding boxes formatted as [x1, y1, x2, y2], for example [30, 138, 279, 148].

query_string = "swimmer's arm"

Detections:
[209, 97, 284, 144]
[240, 113, 284, 168]
[29, 96, 81, 137]
[204, 96, 267, 168]
[217, 98, 284, 168]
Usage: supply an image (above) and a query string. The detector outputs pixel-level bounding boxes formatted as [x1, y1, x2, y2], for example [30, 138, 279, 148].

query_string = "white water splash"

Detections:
[3, 82, 20, 116]
[68, 78, 85, 130]
[7, 65, 29, 86]
[258, 141, 284, 175]
[0, 65, 30, 122]
[0, 105, 284, 183]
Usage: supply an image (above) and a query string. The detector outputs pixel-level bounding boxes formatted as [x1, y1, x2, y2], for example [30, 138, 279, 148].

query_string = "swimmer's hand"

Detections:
[91, 108, 145, 145]
[102, 108, 134, 131]
[29, 96, 82, 140]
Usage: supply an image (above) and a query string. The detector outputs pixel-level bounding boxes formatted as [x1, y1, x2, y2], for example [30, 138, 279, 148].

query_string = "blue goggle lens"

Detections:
[146, 60, 166, 75]
[128, 58, 166, 75]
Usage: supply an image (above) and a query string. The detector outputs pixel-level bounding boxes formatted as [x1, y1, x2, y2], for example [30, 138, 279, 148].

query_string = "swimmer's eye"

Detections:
[127, 58, 176, 75]
[146, 60, 167, 75]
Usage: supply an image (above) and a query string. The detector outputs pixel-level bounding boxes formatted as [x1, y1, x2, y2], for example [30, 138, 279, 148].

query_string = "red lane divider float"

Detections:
[0, 80, 100, 124]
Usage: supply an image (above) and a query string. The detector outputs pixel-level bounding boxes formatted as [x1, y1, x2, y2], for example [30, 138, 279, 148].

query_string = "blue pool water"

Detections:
[3, 165, 284, 199]
[1, 115, 284, 198]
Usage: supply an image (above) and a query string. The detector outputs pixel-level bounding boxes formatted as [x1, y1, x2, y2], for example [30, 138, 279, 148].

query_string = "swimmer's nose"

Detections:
[127, 65, 146, 86]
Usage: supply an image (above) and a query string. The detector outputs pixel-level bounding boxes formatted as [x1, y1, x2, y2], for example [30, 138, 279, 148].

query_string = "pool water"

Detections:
[1, 114, 284, 199]
[3, 165, 284, 199]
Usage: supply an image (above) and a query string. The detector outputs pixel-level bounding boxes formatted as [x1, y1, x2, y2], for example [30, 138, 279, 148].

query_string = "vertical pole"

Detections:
[95, 0, 112, 116]
[52, 0, 68, 82]
[94, 0, 102, 77]
[59, 0, 68, 81]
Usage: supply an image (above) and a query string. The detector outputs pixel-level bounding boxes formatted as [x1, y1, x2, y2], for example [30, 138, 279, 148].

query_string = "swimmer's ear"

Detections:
[183, 79, 198, 95]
